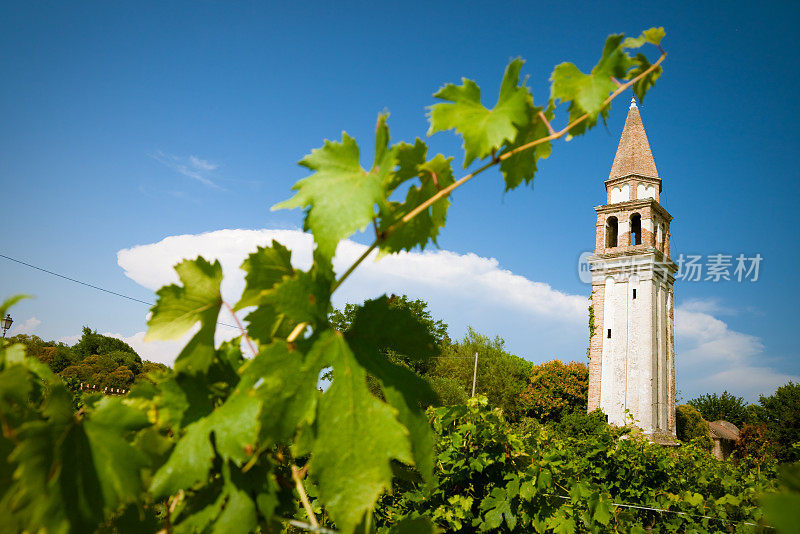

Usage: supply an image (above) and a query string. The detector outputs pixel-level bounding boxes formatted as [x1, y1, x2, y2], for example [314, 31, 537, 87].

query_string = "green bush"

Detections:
[428, 376, 469, 406]
[375, 396, 776, 533]
[676, 404, 712, 450]
[520, 360, 588, 422]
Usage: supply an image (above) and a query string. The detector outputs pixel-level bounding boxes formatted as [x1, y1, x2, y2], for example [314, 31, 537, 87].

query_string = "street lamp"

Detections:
[1, 314, 12, 338]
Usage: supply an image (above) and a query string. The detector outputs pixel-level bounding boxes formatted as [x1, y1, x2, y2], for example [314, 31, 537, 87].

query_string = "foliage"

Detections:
[688, 390, 748, 427]
[760, 461, 800, 531]
[521, 360, 588, 423]
[376, 396, 776, 533]
[0, 29, 669, 533]
[330, 294, 449, 376]
[734, 423, 776, 467]
[750, 381, 800, 463]
[427, 328, 533, 420]
[676, 404, 712, 450]
[9, 330, 164, 391]
[586, 297, 594, 359]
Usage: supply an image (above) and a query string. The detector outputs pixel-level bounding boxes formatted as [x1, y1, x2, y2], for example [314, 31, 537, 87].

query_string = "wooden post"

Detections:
[471, 352, 478, 397]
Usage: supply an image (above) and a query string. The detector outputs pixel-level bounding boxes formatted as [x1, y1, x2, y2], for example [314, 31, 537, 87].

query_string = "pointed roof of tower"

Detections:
[608, 97, 659, 180]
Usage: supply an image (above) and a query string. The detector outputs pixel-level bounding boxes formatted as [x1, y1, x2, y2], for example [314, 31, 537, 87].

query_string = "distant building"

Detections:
[587, 98, 677, 444]
[708, 420, 740, 460]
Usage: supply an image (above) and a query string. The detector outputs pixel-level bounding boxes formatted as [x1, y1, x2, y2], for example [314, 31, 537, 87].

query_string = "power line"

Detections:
[0, 252, 238, 329]
[0, 253, 154, 306]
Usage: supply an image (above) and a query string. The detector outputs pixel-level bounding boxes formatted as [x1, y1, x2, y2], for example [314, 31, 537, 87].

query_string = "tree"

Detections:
[428, 328, 532, 419]
[72, 326, 138, 359]
[331, 294, 449, 376]
[751, 381, 800, 463]
[520, 360, 589, 422]
[688, 391, 748, 427]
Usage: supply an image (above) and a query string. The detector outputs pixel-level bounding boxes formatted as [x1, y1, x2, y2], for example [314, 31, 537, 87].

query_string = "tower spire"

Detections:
[609, 98, 658, 180]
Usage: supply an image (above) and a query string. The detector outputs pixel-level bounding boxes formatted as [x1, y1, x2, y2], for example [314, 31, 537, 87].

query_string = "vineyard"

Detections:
[1, 27, 799, 533]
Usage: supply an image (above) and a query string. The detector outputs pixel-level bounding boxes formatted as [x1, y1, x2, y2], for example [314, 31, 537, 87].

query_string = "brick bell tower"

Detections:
[587, 98, 677, 443]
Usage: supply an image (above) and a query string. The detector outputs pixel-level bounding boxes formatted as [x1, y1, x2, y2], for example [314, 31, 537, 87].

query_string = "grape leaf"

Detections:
[627, 53, 662, 103]
[147, 257, 223, 374]
[310, 330, 412, 533]
[550, 34, 632, 137]
[273, 114, 394, 258]
[498, 102, 553, 190]
[622, 27, 666, 49]
[345, 296, 439, 485]
[240, 340, 325, 446]
[0, 294, 31, 317]
[429, 58, 530, 167]
[5, 387, 150, 533]
[383, 138, 428, 193]
[149, 416, 215, 498]
[263, 268, 331, 328]
[379, 148, 455, 253]
[234, 240, 294, 310]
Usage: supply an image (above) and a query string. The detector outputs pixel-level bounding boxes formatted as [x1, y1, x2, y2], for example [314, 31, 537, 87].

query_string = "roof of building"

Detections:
[608, 98, 659, 180]
[708, 420, 740, 441]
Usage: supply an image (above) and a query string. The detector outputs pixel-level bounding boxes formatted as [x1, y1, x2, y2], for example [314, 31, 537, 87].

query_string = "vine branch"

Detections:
[223, 301, 258, 356]
[292, 464, 320, 528]
[287, 50, 666, 344]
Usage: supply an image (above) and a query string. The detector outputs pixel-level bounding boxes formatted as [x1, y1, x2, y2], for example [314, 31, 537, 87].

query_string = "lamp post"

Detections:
[1, 314, 12, 338]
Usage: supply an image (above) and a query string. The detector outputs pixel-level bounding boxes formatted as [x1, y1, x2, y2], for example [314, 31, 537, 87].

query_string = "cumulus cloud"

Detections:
[116, 228, 795, 400]
[675, 304, 798, 400]
[9, 316, 42, 336]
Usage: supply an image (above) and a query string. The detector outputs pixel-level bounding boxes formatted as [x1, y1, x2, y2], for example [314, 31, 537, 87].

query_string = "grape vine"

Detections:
[1, 28, 672, 533]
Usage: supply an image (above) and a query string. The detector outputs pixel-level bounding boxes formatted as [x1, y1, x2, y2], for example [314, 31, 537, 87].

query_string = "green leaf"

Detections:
[149, 416, 215, 498]
[147, 257, 223, 341]
[273, 114, 394, 258]
[263, 268, 331, 328]
[498, 102, 553, 190]
[623, 27, 666, 48]
[384, 138, 428, 193]
[346, 296, 438, 485]
[379, 149, 455, 253]
[5, 387, 150, 533]
[387, 514, 439, 533]
[310, 330, 412, 533]
[429, 58, 530, 167]
[0, 294, 32, 318]
[234, 240, 294, 310]
[550, 34, 633, 137]
[147, 258, 223, 374]
[241, 340, 325, 445]
[762, 492, 800, 532]
[627, 53, 662, 103]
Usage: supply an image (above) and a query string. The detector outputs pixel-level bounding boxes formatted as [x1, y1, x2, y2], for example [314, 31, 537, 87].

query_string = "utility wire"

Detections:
[0, 253, 154, 306]
[543, 493, 772, 530]
[0, 252, 238, 329]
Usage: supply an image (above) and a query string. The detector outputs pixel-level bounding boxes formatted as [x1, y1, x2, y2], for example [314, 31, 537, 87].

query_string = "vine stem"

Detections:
[223, 301, 258, 356]
[287, 50, 666, 344]
[292, 464, 320, 528]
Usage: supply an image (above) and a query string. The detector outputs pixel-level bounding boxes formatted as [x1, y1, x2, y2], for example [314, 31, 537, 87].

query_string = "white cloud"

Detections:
[151, 151, 222, 189]
[188, 155, 218, 171]
[9, 316, 42, 336]
[116, 228, 796, 401]
[675, 304, 798, 400]
[117, 228, 586, 323]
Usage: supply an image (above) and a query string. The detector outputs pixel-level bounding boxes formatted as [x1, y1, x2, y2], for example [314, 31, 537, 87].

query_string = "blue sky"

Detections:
[1, 1, 798, 400]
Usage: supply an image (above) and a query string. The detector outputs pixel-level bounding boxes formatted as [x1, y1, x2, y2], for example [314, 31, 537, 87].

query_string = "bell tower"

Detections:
[587, 98, 677, 442]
